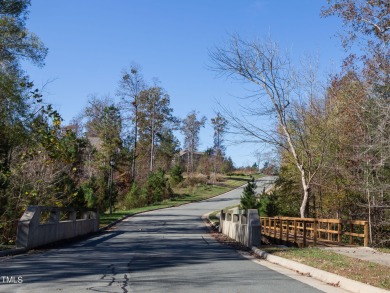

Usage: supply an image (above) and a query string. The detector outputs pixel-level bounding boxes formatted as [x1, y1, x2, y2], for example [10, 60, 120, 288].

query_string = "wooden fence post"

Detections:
[268, 218, 271, 236]
[364, 222, 369, 247]
[338, 222, 342, 243]
[286, 220, 290, 244]
[313, 219, 317, 246]
[279, 219, 283, 244]
[294, 220, 297, 245]
[303, 220, 307, 247]
[349, 222, 353, 245]
[273, 218, 277, 240]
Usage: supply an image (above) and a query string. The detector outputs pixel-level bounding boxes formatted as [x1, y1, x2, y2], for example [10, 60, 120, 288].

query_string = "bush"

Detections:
[169, 165, 183, 186]
[123, 182, 147, 209]
[144, 169, 172, 204]
[210, 173, 224, 183]
[259, 192, 278, 216]
[183, 173, 208, 187]
[81, 178, 97, 209]
[240, 177, 261, 211]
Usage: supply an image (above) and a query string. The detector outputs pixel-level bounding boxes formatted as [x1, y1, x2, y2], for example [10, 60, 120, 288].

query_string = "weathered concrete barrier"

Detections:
[219, 208, 261, 247]
[16, 206, 99, 249]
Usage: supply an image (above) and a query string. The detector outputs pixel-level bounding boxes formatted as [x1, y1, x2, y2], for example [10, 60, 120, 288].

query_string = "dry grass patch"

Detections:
[263, 247, 390, 290]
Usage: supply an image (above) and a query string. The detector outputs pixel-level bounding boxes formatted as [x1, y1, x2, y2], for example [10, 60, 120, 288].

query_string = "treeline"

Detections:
[0, 1, 234, 244]
[211, 1, 389, 246]
[272, 2, 389, 247]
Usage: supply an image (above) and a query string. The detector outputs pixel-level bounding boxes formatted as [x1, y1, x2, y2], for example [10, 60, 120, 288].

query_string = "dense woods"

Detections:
[0, 1, 236, 245]
[0, 1, 388, 247]
[211, 0, 389, 246]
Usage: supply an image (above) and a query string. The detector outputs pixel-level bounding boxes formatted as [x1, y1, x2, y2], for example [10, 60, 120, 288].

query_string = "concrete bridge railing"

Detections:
[16, 206, 99, 249]
[219, 208, 261, 247]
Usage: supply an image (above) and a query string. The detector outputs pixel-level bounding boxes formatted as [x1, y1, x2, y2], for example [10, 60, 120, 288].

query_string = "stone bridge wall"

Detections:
[16, 206, 99, 249]
[219, 209, 261, 247]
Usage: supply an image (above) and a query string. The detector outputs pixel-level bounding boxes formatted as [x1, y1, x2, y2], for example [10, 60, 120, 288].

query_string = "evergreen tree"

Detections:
[240, 177, 260, 211]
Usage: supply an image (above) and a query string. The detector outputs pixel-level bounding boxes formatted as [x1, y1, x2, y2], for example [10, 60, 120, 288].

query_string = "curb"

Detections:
[203, 212, 389, 293]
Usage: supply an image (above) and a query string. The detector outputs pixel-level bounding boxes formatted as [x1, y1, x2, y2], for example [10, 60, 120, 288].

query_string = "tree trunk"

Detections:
[149, 101, 155, 173]
[132, 105, 138, 180]
[150, 121, 155, 172]
[186, 151, 190, 174]
[299, 179, 310, 218]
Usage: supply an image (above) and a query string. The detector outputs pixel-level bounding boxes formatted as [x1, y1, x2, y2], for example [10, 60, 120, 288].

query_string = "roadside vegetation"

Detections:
[210, 0, 389, 247]
[1, 0, 388, 252]
[0, 0, 268, 246]
[377, 248, 390, 254]
[100, 173, 260, 227]
[262, 247, 390, 290]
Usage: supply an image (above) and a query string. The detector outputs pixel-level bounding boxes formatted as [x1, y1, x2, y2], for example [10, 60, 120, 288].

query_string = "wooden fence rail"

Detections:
[260, 217, 369, 247]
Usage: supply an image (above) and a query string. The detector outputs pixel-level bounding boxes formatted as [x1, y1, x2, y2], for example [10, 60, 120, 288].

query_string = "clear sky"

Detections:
[22, 0, 346, 167]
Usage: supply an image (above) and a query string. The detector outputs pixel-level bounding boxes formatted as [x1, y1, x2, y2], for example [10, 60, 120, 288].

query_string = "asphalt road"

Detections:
[0, 176, 334, 293]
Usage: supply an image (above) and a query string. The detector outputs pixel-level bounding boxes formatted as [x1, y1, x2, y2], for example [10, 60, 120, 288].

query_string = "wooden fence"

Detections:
[260, 217, 369, 247]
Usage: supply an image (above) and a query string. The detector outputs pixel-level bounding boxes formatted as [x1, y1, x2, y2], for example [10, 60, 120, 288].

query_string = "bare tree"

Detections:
[211, 113, 228, 174]
[181, 111, 206, 174]
[117, 64, 145, 181]
[210, 35, 327, 217]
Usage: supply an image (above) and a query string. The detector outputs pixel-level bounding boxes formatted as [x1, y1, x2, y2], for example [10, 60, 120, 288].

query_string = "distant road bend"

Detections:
[0, 176, 344, 293]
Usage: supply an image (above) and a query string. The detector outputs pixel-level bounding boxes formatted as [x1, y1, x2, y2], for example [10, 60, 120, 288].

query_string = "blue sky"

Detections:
[23, 0, 346, 167]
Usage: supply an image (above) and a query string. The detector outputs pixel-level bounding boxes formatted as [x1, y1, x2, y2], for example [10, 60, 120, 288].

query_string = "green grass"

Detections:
[262, 247, 390, 290]
[99, 204, 175, 226]
[377, 247, 390, 254]
[100, 174, 259, 227]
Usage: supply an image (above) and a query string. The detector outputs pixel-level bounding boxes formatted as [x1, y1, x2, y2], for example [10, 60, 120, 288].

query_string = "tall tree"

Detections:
[155, 128, 180, 171]
[0, 0, 47, 69]
[82, 96, 123, 211]
[323, 0, 390, 246]
[211, 112, 228, 153]
[0, 0, 49, 243]
[211, 113, 228, 174]
[321, 0, 389, 48]
[180, 111, 206, 174]
[210, 35, 327, 217]
[137, 86, 175, 173]
[0, 0, 47, 175]
[116, 64, 145, 181]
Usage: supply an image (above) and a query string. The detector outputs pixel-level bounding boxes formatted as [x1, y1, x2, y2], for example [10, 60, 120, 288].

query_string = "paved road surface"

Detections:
[0, 176, 342, 293]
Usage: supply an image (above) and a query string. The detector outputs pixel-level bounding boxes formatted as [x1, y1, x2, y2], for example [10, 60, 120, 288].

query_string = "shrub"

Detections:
[210, 173, 224, 183]
[144, 169, 172, 204]
[184, 173, 208, 187]
[240, 177, 261, 211]
[169, 164, 183, 186]
[81, 178, 97, 209]
[123, 181, 147, 209]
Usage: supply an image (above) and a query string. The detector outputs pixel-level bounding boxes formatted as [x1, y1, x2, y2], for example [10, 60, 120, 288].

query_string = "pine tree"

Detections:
[240, 177, 260, 211]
